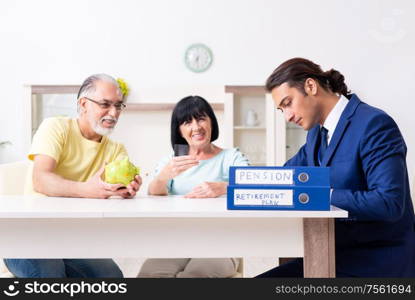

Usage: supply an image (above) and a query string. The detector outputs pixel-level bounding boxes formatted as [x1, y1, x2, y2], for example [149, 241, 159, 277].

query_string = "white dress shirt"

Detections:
[322, 94, 349, 145]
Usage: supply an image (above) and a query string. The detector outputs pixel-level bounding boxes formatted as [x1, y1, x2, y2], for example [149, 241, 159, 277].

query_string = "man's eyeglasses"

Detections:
[84, 97, 126, 111]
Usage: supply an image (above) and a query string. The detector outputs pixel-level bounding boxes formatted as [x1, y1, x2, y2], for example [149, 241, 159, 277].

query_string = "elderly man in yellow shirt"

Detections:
[4, 74, 142, 278]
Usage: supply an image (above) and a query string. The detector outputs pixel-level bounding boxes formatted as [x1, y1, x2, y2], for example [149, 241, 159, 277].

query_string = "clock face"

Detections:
[184, 43, 213, 73]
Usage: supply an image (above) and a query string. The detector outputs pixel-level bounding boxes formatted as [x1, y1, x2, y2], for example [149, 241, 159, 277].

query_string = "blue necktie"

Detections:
[318, 127, 328, 166]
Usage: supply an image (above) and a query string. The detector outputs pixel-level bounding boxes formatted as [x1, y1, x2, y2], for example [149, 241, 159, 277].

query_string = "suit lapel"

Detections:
[321, 119, 350, 166]
[321, 94, 361, 166]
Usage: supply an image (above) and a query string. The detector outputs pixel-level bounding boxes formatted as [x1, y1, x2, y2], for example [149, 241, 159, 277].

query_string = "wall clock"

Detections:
[184, 43, 213, 73]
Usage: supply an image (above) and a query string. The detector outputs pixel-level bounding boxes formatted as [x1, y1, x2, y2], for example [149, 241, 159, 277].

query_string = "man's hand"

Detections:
[82, 167, 127, 199]
[84, 168, 143, 199]
[121, 175, 143, 199]
[32, 154, 141, 199]
[184, 181, 227, 198]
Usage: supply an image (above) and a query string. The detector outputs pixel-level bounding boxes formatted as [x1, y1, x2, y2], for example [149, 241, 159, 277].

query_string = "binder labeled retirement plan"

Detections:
[227, 185, 330, 211]
[227, 166, 330, 211]
[229, 166, 330, 187]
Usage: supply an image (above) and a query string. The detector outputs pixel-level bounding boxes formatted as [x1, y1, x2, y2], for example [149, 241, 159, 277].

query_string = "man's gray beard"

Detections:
[93, 124, 114, 136]
[89, 117, 116, 136]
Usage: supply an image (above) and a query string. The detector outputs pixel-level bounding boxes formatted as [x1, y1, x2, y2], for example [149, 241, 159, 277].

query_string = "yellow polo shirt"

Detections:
[24, 117, 128, 195]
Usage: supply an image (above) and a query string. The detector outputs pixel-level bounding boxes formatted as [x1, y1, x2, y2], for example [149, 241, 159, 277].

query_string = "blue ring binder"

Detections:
[227, 166, 330, 211]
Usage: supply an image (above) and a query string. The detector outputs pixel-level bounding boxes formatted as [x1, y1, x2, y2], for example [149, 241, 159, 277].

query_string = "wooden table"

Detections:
[0, 195, 347, 277]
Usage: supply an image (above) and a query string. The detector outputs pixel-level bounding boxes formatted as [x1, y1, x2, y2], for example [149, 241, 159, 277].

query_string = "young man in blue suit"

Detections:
[257, 58, 415, 277]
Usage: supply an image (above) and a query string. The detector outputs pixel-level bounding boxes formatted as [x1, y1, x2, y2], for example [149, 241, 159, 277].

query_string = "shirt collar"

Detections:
[322, 94, 349, 143]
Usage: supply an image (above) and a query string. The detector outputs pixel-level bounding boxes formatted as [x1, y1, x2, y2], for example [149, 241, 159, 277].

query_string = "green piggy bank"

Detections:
[104, 157, 140, 186]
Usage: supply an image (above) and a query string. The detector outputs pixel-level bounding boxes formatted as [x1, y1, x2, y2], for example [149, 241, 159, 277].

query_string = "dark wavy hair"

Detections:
[266, 58, 351, 97]
[170, 95, 219, 148]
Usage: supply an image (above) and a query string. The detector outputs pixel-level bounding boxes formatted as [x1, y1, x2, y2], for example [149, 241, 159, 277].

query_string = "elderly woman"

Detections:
[138, 95, 249, 278]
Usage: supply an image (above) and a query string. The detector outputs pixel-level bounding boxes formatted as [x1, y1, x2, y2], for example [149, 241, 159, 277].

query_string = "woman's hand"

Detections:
[184, 181, 228, 198]
[148, 156, 199, 196]
[158, 155, 199, 181]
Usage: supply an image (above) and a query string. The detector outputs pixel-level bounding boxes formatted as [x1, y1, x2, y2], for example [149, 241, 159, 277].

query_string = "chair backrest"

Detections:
[0, 161, 30, 195]
[0, 161, 30, 277]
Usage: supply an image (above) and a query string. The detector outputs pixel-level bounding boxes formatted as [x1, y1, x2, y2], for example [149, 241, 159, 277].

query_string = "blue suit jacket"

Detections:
[286, 94, 415, 277]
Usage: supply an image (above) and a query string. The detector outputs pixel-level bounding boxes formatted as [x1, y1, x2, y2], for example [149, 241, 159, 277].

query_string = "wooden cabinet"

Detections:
[224, 85, 307, 166]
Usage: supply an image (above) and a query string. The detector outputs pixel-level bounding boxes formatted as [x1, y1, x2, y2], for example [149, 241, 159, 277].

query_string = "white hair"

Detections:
[77, 73, 122, 113]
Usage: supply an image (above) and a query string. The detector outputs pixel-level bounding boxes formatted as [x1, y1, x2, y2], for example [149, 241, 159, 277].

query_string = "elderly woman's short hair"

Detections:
[170, 95, 219, 148]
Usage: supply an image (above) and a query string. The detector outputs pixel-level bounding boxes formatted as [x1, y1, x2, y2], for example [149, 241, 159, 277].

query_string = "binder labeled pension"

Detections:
[229, 166, 330, 186]
[227, 166, 330, 211]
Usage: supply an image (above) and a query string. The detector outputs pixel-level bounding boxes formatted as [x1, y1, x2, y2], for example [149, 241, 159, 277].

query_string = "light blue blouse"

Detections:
[153, 148, 250, 195]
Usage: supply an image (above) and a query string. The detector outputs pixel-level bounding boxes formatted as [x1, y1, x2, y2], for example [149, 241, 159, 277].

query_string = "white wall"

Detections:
[1, 0, 414, 182]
